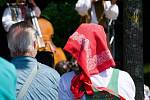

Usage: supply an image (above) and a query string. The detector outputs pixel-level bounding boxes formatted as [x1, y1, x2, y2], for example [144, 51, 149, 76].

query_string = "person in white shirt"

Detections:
[2, 0, 41, 32]
[75, 0, 119, 27]
[144, 84, 150, 100]
[58, 23, 135, 100]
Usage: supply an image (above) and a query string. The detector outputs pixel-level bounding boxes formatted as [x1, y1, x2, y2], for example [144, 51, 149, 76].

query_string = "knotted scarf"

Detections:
[64, 23, 116, 99]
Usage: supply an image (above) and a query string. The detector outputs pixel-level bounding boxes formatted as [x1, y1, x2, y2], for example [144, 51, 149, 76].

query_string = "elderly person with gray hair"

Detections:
[7, 21, 60, 100]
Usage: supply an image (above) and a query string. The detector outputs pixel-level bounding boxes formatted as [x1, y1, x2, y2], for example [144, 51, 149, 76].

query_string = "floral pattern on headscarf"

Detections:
[64, 23, 116, 99]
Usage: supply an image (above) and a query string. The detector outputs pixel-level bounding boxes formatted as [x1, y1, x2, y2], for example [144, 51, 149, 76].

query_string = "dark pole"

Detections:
[123, 0, 144, 99]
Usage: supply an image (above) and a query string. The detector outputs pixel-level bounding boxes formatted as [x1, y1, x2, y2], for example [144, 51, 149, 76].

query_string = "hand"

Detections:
[33, 6, 41, 17]
[28, 0, 36, 6]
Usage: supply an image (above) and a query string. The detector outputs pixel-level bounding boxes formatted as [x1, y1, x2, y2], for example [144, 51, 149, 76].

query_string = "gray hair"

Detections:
[7, 21, 37, 53]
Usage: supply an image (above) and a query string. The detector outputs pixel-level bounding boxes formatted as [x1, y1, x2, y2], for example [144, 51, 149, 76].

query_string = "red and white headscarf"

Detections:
[64, 23, 116, 99]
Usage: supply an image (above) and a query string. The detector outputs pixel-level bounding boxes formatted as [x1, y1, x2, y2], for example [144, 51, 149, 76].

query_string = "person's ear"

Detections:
[33, 40, 38, 50]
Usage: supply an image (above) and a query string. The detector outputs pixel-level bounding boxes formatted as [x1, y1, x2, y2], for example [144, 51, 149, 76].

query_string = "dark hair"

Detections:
[36, 51, 54, 68]
[54, 61, 71, 76]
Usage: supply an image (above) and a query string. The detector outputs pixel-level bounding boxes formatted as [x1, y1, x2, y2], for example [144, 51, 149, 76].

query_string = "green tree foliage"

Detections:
[41, 1, 80, 48]
[0, 0, 80, 48]
[0, 0, 6, 7]
[0, 0, 80, 59]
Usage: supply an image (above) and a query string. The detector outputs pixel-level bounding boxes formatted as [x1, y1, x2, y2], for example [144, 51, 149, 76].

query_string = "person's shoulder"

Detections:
[112, 67, 128, 74]
[114, 68, 136, 99]
[59, 71, 75, 87]
[60, 71, 75, 80]
[26, 63, 59, 100]
[0, 57, 16, 100]
[0, 57, 16, 81]
[117, 69, 132, 77]
[113, 68, 134, 82]
[0, 57, 16, 72]
[2, 7, 10, 14]
[38, 62, 60, 78]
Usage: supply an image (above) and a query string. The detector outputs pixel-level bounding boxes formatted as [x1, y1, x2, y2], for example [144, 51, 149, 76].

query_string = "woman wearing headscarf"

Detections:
[58, 23, 135, 100]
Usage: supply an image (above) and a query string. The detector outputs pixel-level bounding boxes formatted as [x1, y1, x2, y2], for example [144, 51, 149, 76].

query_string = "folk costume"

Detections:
[75, 0, 119, 27]
[2, 0, 41, 32]
[58, 23, 135, 100]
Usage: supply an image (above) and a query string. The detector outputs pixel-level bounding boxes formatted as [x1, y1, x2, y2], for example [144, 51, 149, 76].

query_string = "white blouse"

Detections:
[58, 67, 135, 100]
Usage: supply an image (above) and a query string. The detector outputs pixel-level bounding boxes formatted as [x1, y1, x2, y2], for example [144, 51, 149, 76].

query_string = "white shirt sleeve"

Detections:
[2, 7, 20, 32]
[75, 0, 91, 16]
[118, 71, 136, 100]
